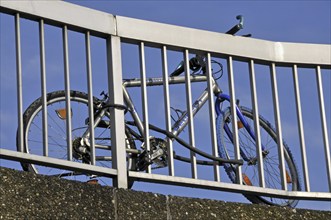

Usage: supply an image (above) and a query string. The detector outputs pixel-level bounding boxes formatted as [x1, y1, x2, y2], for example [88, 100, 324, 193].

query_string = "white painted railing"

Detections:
[0, 0, 330, 204]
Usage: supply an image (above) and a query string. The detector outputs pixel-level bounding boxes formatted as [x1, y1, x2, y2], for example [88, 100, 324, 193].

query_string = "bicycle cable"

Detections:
[148, 123, 243, 165]
[126, 120, 243, 165]
[190, 58, 223, 80]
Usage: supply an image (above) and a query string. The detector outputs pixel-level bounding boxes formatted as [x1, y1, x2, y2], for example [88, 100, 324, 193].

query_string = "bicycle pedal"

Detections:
[137, 150, 152, 171]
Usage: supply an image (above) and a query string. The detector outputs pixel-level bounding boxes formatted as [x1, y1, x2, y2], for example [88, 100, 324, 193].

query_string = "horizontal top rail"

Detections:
[0, 0, 116, 36]
[116, 16, 331, 67]
[1, 0, 330, 67]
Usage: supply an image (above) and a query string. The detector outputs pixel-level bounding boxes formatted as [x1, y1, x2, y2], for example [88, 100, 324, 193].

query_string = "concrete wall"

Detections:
[1, 167, 330, 219]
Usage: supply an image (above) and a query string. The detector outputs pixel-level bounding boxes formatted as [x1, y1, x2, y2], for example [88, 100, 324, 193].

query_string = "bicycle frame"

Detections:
[81, 71, 258, 167]
[123, 75, 216, 139]
[122, 74, 263, 164]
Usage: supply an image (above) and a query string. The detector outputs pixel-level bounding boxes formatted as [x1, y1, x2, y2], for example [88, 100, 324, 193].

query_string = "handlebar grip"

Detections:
[170, 57, 203, 77]
[170, 62, 184, 77]
[226, 24, 242, 35]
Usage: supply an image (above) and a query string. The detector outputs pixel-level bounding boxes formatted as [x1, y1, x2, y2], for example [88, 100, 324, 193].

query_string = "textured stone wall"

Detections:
[1, 167, 330, 219]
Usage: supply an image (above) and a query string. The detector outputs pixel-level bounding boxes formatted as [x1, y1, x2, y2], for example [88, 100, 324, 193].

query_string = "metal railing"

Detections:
[0, 1, 330, 202]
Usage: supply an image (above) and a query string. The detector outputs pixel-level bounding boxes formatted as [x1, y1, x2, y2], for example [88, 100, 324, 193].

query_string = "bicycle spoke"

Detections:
[219, 107, 299, 206]
[22, 90, 136, 188]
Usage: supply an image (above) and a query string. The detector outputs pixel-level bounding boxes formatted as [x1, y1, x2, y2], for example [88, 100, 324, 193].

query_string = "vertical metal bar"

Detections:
[85, 31, 95, 165]
[139, 42, 151, 173]
[39, 19, 48, 157]
[162, 46, 174, 176]
[316, 66, 331, 192]
[270, 63, 286, 190]
[107, 36, 127, 188]
[292, 64, 310, 191]
[62, 25, 73, 161]
[248, 60, 265, 187]
[206, 53, 220, 182]
[184, 50, 197, 179]
[15, 13, 24, 153]
[227, 56, 242, 184]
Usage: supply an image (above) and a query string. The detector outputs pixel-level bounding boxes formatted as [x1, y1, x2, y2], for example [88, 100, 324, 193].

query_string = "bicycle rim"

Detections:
[218, 106, 300, 207]
[21, 90, 136, 185]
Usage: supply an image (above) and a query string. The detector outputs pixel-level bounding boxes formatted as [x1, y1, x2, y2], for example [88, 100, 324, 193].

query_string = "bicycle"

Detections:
[16, 17, 301, 207]
[17, 53, 301, 207]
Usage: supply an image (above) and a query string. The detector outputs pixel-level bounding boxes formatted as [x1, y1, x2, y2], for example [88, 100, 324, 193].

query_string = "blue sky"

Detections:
[66, 0, 331, 44]
[1, 0, 330, 211]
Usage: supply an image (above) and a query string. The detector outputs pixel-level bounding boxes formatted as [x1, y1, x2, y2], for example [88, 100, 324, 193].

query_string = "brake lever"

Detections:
[100, 91, 108, 101]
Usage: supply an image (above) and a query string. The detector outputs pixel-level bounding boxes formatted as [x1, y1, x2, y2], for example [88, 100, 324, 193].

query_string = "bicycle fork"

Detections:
[215, 93, 268, 165]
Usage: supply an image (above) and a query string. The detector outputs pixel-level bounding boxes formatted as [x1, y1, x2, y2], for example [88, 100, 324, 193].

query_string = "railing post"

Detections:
[139, 42, 151, 174]
[85, 31, 96, 166]
[227, 56, 242, 185]
[316, 66, 331, 192]
[107, 35, 128, 188]
[248, 60, 265, 188]
[292, 65, 310, 192]
[161, 46, 175, 176]
[184, 50, 197, 179]
[39, 19, 48, 157]
[62, 25, 73, 161]
[270, 63, 286, 190]
[15, 13, 24, 153]
[206, 53, 220, 182]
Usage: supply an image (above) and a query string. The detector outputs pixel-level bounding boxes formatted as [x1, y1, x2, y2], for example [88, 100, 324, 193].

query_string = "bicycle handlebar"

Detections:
[226, 15, 244, 35]
[169, 57, 204, 77]
[169, 15, 248, 77]
[169, 61, 185, 77]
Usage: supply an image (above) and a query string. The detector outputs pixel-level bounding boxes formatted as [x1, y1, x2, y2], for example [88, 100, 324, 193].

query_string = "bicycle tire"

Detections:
[17, 90, 136, 186]
[217, 106, 301, 207]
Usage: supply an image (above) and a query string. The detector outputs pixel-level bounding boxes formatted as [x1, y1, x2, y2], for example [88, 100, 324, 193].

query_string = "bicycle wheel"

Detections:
[17, 90, 136, 185]
[217, 106, 301, 207]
